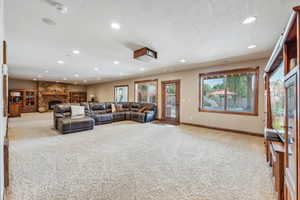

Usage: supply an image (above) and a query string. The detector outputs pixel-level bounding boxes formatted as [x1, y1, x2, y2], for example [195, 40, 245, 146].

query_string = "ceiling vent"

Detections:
[133, 47, 158, 61]
[43, 0, 68, 14]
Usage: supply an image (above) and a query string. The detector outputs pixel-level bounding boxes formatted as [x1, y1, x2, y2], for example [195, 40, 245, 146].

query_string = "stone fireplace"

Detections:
[38, 82, 70, 112]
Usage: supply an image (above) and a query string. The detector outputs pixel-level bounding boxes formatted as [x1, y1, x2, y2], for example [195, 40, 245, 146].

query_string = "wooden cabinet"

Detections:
[23, 90, 37, 112]
[284, 71, 298, 200]
[9, 89, 24, 116]
[282, 7, 300, 199]
[9, 103, 20, 117]
[9, 89, 37, 115]
[70, 92, 87, 103]
[264, 5, 300, 200]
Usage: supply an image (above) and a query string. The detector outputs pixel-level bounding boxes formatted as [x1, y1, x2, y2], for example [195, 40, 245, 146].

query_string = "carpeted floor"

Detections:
[7, 112, 276, 200]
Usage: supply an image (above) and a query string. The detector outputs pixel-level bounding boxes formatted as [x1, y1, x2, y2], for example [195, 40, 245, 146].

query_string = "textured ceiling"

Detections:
[4, 0, 299, 84]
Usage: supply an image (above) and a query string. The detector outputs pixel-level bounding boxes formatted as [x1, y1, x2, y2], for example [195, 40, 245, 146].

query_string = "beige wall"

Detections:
[8, 79, 87, 92]
[8, 78, 38, 90]
[88, 58, 267, 134]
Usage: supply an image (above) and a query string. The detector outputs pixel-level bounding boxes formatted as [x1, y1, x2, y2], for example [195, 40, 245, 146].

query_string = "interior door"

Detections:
[284, 71, 299, 200]
[161, 80, 180, 122]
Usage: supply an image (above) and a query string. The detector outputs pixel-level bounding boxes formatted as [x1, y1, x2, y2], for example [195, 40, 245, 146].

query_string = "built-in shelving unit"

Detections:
[264, 5, 300, 200]
[9, 89, 38, 116]
[70, 92, 87, 103]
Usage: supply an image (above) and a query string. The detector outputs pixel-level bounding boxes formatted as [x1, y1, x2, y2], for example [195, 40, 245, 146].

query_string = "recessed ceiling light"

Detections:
[55, 4, 68, 14]
[57, 60, 64, 64]
[180, 59, 186, 63]
[42, 18, 56, 26]
[72, 49, 80, 55]
[63, 78, 67, 81]
[74, 74, 79, 77]
[111, 23, 120, 30]
[113, 61, 120, 65]
[248, 45, 257, 49]
[140, 68, 145, 71]
[33, 78, 37, 81]
[243, 16, 257, 24]
[93, 67, 99, 71]
[45, 70, 49, 73]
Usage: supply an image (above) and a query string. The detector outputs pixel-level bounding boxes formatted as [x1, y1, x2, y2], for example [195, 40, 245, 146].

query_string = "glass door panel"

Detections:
[165, 84, 177, 120]
[285, 74, 297, 189]
[162, 80, 180, 122]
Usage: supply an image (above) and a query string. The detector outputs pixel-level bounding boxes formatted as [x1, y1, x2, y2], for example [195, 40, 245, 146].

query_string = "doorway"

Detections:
[161, 80, 180, 123]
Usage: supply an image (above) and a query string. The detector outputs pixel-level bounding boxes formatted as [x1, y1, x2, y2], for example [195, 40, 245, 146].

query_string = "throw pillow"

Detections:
[111, 104, 117, 113]
[138, 106, 148, 113]
[145, 104, 153, 111]
[138, 104, 153, 113]
[115, 104, 123, 112]
[71, 106, 85, 118]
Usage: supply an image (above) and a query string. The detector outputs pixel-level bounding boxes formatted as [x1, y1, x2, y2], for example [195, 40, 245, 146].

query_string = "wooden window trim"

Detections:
[134, 79, 158, 103]
[199, 67, 259, 116]
[114, 85, 129, 102]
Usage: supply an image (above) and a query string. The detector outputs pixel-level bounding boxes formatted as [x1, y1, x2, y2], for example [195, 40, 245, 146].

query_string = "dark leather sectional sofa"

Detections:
[53, 102, 157, 134]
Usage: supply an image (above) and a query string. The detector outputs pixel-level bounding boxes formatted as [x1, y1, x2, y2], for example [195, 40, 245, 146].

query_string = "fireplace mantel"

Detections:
[41, 91, 67, 96]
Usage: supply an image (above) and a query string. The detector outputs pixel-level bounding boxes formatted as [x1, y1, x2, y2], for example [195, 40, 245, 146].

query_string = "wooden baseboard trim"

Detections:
[157, 119, 180, 125]
[180, 122, 263, 137]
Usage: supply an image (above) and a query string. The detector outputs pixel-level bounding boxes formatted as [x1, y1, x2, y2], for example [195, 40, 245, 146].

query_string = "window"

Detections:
[269, 64, 284, 131]
[114, 85, 128, 102]
[199, 67, 259, 115]
[134, 80, 158, 103]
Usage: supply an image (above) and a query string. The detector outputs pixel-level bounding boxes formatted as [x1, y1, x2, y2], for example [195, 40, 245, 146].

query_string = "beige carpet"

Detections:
[7, 112, 276, 200]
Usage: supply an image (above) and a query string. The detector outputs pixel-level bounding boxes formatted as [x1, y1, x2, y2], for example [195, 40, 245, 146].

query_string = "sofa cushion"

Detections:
[90, 103, 106, 110]
[131, 103, 140, 108]
[55, 104, 71, 113]
[122, 102, 130, 109]
[92, 113, 113, 123]
[59, 116, 94, 131]
[71, 106, 85, 118]
[106, 109, 112, 113]
[125, 111, 131, 120]
[106, 103, 112, 109]
[112, 112, 126, 121]
[93, 110, 107, 115]
[131, 112, 146, 122]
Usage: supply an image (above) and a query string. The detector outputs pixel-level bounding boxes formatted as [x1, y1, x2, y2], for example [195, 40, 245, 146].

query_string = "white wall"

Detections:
[0, 0, 5, 199]
[87, 58, 267, 135]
